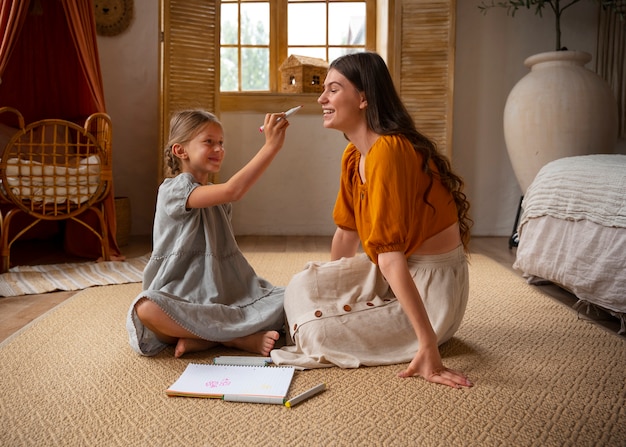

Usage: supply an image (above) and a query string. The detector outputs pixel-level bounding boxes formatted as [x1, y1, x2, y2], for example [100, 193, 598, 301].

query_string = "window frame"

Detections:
[220, 0, 377, 112]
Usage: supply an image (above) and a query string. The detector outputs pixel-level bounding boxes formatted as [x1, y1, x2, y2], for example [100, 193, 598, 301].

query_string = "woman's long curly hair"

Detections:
[164, 109, 222, 177]
[329, 52, 473, 252]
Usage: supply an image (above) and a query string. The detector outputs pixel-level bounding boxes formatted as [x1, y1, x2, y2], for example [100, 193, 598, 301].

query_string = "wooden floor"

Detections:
[0, 236, 622, 343]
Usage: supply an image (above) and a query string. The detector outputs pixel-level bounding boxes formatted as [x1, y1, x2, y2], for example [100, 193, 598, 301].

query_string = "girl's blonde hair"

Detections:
[164, 109, 222, 177]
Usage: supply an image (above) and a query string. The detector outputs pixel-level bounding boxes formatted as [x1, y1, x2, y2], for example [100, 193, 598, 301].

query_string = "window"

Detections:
[220, 0, 375, 93]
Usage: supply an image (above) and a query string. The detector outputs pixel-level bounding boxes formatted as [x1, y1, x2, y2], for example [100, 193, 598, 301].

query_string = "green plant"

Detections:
[479, 0, 624, 51]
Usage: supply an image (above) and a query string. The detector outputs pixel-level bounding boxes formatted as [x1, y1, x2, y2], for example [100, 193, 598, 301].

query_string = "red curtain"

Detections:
[0, 0, 121, 259]
[61, 0, 120, 259]
[0, 0, 30, 81]
[61, 0, 106, 113]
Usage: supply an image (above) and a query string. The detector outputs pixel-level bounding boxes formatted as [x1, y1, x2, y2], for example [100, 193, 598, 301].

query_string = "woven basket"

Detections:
[114, 197, 131, 247]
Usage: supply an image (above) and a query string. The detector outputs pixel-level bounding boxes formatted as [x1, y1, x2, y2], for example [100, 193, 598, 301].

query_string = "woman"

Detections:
[271, 52, 473, 388]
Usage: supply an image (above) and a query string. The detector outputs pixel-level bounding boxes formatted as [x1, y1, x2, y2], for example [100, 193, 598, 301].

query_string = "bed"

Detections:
[0, 107, 112, 272]
[513, 154, 626, 334]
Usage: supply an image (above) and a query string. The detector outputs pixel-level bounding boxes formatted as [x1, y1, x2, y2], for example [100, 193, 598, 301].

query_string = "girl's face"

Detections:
[176, 122, 225, 183]
[318, 68, 367, 135]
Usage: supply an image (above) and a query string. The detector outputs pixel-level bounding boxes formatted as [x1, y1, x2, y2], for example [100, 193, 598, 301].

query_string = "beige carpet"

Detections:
[0, 252, 624, 447]
[0, 255, 149, 297]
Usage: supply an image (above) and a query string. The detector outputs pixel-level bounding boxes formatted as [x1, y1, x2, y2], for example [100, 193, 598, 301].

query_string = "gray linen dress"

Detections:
[126, 173, 285, 356]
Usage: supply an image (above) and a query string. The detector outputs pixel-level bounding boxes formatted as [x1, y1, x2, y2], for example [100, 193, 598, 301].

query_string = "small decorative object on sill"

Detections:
[279, 55, 329, 94]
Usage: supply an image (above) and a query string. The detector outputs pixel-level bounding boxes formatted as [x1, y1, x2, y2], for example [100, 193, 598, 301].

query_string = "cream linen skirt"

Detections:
[270, 245, 469, 369]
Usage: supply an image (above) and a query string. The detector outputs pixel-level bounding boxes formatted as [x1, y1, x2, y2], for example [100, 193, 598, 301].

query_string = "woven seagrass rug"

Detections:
[0, 252, 624, 447]
[0, 255, 149, 297]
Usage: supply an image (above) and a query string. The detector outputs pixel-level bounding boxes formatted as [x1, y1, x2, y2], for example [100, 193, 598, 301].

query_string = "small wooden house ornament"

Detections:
[279, 55, 329, 93]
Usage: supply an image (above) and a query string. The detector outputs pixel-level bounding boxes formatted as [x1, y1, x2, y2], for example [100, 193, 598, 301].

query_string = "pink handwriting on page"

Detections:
[205, 378, 231, 388]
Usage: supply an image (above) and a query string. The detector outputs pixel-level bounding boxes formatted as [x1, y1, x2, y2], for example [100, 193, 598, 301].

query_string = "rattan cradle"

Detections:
[0, 107, 113, 272]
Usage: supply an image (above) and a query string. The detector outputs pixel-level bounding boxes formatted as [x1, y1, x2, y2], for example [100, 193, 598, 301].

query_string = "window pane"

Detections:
[221, 3, 239, 45]
[288, 47, 326, 60]
[220, 47, 239, 92]
[329, 47, 360, 63]
[241, 48, 269, 90]
[241, 3, 269, 45]
[220, 0, 370, 93]
[288, 3, 326, 46]
[329, 3, 365, 45]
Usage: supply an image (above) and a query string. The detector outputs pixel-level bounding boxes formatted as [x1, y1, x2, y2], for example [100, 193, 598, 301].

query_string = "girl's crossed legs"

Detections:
[134, 298, 279, 358]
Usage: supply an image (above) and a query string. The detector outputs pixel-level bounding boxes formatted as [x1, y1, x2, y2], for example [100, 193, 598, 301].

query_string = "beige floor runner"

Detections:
[0, 252, 624, 446]
[0, 254, 149, 297]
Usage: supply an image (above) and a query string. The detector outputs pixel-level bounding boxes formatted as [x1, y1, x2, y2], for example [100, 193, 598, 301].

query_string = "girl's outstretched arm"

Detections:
[187, 112, 289, 208]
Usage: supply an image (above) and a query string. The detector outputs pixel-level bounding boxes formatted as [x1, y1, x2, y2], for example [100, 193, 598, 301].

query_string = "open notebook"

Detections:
[166, 363, 295, 404]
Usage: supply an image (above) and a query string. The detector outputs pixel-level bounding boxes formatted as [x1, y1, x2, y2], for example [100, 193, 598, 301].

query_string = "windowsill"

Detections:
[220, 92, 321, 114]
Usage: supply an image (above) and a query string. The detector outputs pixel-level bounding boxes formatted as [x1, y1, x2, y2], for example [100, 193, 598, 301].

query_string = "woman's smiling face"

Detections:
[318, 68, 367, 134]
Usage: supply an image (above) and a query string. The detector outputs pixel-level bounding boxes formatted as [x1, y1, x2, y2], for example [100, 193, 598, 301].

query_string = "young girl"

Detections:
[271, 52, 473, 389]
[127, 109, 290, 358]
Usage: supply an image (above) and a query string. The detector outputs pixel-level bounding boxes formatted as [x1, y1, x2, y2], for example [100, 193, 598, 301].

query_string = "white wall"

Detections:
[97, 1, 159, 236]
[454, 0, 601, 235]
[220, 113, 346, 235]
[97, 1, 616, 242]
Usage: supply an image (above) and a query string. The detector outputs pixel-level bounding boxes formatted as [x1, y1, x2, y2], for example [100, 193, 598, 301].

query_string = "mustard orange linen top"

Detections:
[333, 134, 458, 263]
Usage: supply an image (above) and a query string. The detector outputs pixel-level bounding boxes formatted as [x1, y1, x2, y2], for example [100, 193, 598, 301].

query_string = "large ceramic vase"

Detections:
[503, 51, 618, 193]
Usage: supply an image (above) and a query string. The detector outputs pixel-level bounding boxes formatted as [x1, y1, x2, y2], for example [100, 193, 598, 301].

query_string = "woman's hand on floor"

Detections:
[398, 345, 473, 389]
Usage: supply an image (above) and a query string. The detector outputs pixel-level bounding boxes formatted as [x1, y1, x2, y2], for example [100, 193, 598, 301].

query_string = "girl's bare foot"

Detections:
[224, 331, 280, 356]
[174, 338, 217, 358]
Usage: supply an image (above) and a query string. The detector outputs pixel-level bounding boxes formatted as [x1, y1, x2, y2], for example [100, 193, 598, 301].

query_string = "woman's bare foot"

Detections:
[224, 331, 280, 356]
[174, 338, 217, 358]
